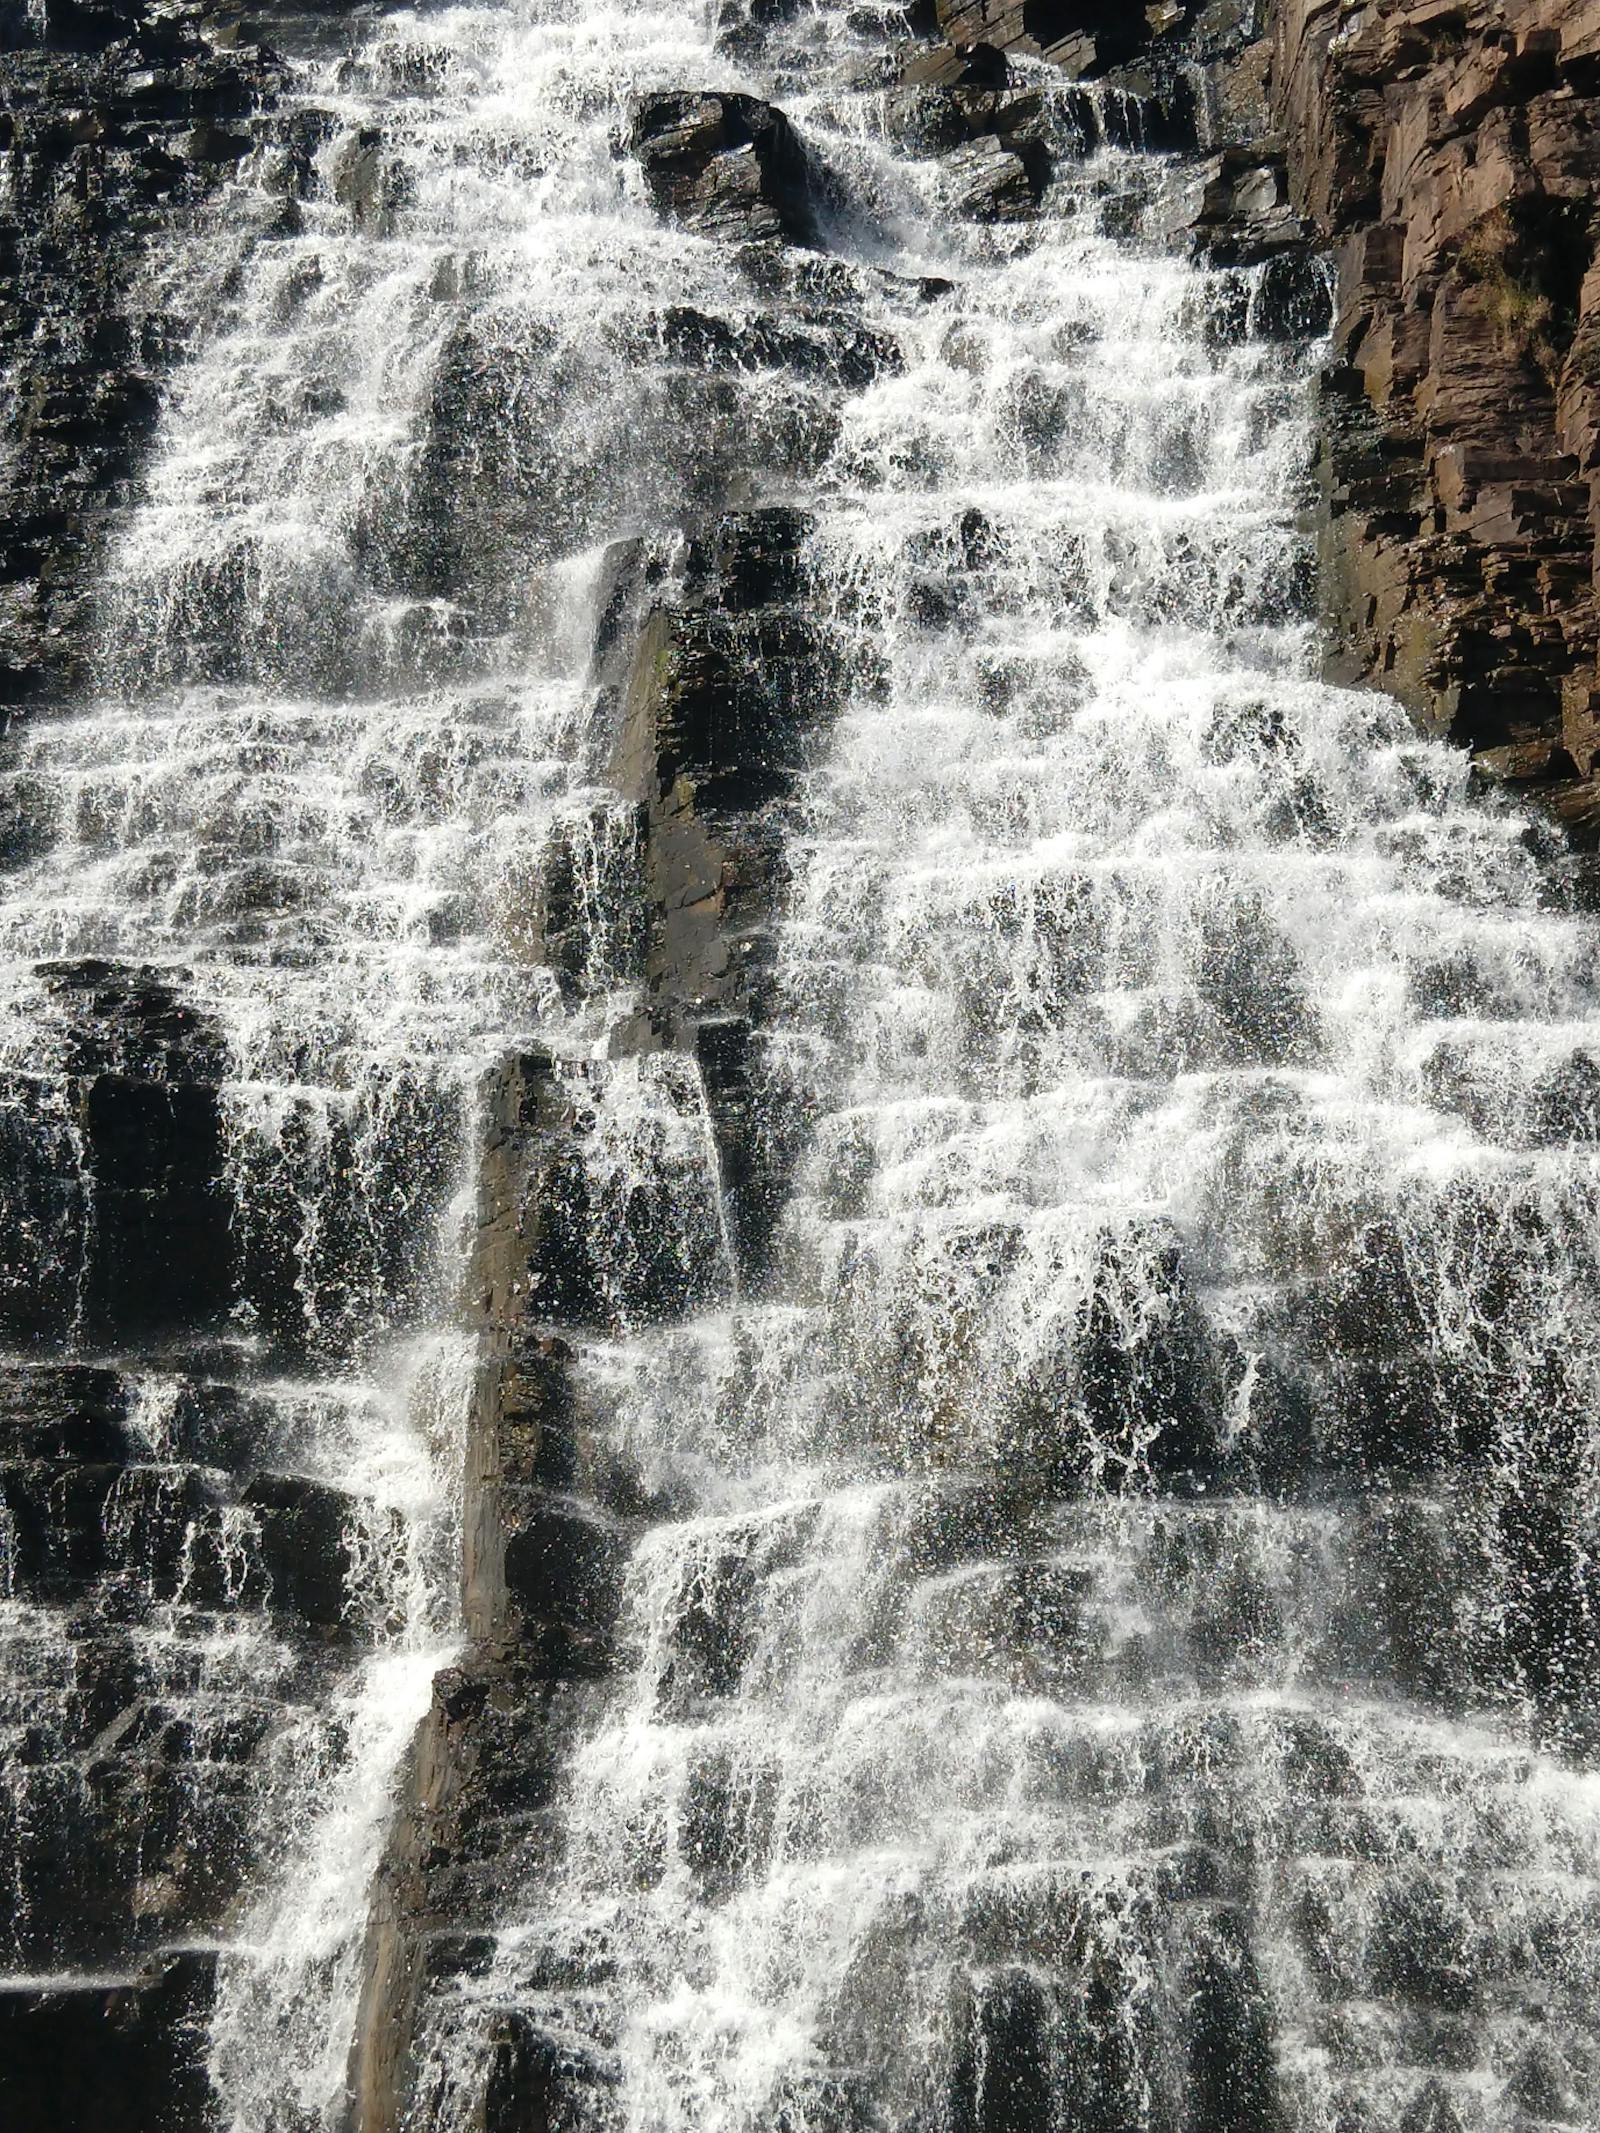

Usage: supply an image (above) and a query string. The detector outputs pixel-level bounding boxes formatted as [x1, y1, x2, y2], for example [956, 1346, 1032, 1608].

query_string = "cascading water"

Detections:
[392, 16, 1600, 2133]
[0, 0, 778, 2119]
[5, 1, 1600, 2130]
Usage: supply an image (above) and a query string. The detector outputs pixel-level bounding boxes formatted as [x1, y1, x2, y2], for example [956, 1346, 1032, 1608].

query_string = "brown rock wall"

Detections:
[1270, 0, 1600, 834]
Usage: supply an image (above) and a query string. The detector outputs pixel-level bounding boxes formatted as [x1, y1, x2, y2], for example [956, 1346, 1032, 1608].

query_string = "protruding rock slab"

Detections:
[943, 133, 1050, 221]
[627, 91, 823, 246]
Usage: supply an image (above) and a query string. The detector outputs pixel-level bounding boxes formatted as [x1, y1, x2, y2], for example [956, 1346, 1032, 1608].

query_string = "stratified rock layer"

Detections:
[1272, 0, 1600, 834]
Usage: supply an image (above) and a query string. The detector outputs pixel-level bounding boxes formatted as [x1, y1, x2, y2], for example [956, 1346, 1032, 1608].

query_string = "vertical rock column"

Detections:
[349, 508, 840, 2132]
[1270, 0, 1600, 834]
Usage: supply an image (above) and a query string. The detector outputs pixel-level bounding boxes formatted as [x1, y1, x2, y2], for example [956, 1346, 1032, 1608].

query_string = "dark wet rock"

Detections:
[242, 1472, 363, 1630]
[901, 36, 1010, 88]
[883, 77, 1054, 159]
[608, 511, 839, 1027]
[37, 958, 227, 1082]
[1182, 147, 1309, 266]
[0, 1348, 341, 1996]
[1184, 1911, 1280, 2132]
[0, 0, 287, 711]
[951, 1965, 1053, 2133]
[933, 0, 1141, 77]
[471, 1049, 729, 1342]
[480, 2013, 618, 2133]
[711, 0, 819, 63]
[332, 122, 409, 233]
[352, 498, 849, 2126]
[627, 91, 823, 247]
[639, 303, 901, 390]
[0, 772, 58, 869]
[942, 132, 1050, 221]
[501, 1493, 627, 1663]
[601, 509, 843, 1270]
[0, 963, 233, 1348]
[81, 1072, 228, 1343]
[1252, 246, 1334, 338]
[530, 803, 648, 1008]
[0, 1460, 122, 1597]
[0, 1362, 131, 1462]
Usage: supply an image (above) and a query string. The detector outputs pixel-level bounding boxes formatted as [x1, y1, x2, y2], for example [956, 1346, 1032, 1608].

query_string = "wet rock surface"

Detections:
[627, 90, 824, 247]
[0, 0, 288, 715]
[0, 1954, 218, 2133]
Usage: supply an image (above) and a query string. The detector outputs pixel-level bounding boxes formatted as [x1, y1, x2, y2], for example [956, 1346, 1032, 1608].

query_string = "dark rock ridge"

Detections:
[350, 503, 842, 2133]
[1270, 0, 1600, 837]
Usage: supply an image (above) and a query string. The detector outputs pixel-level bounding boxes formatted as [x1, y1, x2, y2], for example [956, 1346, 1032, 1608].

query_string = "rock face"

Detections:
[1270, 0, 1600, 834]
[0, 0, 285, 716]
[6, 0, 1600, 2126]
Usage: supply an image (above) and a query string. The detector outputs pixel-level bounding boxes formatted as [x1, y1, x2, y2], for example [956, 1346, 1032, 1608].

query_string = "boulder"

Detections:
[942, 133, 1049, 221]
[627, 91, 822, 247]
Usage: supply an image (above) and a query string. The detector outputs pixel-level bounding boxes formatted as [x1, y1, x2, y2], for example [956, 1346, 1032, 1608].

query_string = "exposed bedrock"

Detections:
[0, 0, 290, 717]
[1269, 0, 1600, 836]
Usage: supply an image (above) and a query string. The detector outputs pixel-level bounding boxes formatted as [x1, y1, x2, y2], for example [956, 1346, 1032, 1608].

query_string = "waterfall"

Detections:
[4, 1, 1600, 2130]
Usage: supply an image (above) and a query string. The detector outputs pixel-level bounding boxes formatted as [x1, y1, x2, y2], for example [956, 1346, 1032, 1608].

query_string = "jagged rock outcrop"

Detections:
[1271, 0, 1600, 835]
[627, 91, 824, 247]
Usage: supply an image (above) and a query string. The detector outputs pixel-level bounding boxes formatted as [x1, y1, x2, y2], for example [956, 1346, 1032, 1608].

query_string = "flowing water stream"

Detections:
[5, 1, 1600, 2130]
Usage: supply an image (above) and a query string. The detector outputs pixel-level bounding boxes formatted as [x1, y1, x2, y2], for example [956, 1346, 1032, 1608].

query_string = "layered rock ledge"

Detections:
[1271, 0, 1600, 835]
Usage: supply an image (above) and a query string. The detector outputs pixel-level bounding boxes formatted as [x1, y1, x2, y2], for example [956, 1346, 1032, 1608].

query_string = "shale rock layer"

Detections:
[1272, 0, 1600, 834]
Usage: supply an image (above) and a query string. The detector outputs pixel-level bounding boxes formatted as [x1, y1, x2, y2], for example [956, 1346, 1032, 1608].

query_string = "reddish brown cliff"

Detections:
[1271, 0, 1600, 836]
